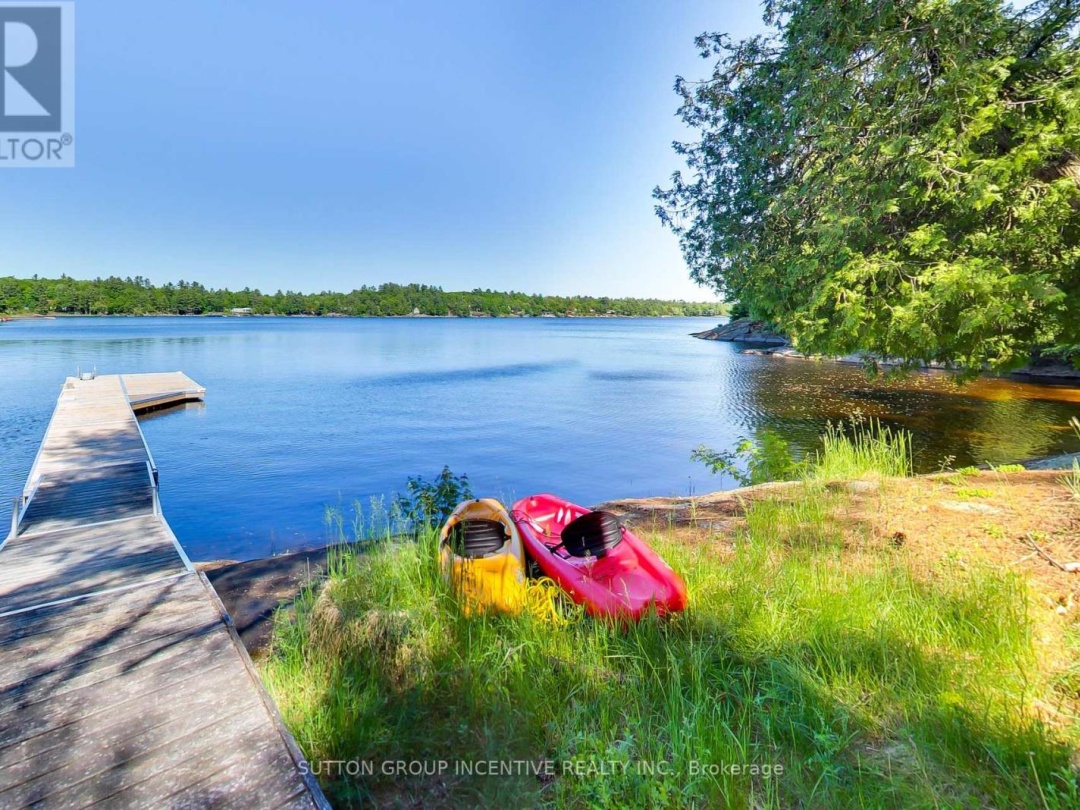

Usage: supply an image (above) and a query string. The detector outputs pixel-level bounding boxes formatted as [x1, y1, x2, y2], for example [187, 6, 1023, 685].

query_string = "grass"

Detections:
[811, 418, 913, 481]
[1063, 418, 1080, 503]
[953, 487, 994, 500]
[1066, 463, 1080, 504]
[261, 426, 1079, 808]
[991, 464, 1027, 475]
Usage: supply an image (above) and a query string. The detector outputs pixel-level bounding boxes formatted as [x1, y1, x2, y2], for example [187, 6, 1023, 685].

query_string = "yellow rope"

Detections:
[521, 576, 567, 624]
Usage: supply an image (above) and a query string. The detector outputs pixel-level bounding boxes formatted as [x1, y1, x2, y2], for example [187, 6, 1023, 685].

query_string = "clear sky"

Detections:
[4, 1, 766, 300]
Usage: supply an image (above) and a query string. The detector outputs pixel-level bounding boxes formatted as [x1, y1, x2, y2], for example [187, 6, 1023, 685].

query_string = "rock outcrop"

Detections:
[690, 318, 789, 344]
[692, 319, 1080, 380]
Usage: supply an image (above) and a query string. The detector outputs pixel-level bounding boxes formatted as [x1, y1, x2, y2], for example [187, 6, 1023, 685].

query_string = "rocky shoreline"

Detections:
[693, 318, 1080, 380]
[691, 318, 788, 344]
[202, 456, 1080, 659]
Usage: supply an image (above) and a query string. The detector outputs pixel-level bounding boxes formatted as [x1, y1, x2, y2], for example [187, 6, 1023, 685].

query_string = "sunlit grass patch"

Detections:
[811, 417, 913, 481]
[990, 463, 1026, 475]
[263, 524, 1074, 807]
[261, 432, 1077, 808]
[953, 487, 994, 500]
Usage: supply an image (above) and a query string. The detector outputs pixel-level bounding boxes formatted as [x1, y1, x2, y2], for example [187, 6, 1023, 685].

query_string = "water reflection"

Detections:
[0, 336, 211, 348]
[138, 401, 206, 423]
[727, 355, 1080, 468]
[0, 316, 1078, 561]
[366, 361, 574, 388]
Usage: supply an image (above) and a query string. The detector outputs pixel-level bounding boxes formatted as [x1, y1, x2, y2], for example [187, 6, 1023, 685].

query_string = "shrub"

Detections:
[392, 465, 472, 531]
[692, 429, 803, 487]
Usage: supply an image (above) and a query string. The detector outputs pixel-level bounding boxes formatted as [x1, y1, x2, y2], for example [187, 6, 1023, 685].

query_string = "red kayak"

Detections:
[511, 494, 688, 620]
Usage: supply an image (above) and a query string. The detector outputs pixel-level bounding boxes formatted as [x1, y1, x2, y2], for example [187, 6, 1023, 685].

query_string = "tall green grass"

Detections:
[694, 417, 913, 488]
[1066, 462, 1080, 503]
[1064, 417, 1080, 503]
[261, 433, 1076, 808]
[811, 418, 913, 480]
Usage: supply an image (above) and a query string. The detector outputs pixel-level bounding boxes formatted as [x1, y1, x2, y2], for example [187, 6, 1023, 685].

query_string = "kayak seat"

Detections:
[446, 518, 509, 558]
[560, 511, 623, 559]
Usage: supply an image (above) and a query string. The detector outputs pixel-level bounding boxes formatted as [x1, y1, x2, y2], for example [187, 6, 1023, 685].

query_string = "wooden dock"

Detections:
[0, 373, 329, 808]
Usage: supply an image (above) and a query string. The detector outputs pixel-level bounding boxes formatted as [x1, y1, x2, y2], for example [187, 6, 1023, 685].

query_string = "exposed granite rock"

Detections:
[752, 347, 1080, 379]
[691, 318, 789, 344]
[1010, 363, 1080, 380]
[1023, 453, 1080, 471]
[937, 500, 1003, 515]
[697, 326, 1080, 381]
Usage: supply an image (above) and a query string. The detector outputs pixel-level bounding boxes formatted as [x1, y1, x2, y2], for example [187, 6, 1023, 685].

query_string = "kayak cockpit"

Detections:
[439, 499, 527, 614]
[445, 518, 511, 558]
[559, 511, 623, 559]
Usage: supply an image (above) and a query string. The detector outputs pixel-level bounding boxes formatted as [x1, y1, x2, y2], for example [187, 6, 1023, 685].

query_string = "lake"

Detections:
[3, 316, 1079, 561]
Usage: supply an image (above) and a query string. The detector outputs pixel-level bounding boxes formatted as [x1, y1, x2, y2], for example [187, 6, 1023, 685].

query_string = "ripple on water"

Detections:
[0, 317, 1078, 560]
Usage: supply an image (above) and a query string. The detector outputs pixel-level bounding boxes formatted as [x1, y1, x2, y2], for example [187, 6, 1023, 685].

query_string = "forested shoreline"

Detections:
[0, 276, 724, 318]
[656, 0, 1080, 372]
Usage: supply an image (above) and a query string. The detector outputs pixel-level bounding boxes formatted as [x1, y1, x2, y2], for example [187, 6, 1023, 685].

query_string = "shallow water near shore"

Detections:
[3, 316, 1079, 561]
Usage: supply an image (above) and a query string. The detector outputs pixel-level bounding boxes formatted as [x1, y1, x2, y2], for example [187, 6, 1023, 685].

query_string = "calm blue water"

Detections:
[3, 317, 1080, 561]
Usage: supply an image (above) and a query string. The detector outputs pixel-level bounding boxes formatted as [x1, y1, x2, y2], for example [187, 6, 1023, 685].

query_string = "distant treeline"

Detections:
[0, 276, 725, 318]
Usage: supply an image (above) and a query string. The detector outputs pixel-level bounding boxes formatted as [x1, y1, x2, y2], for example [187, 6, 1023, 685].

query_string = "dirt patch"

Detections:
[608, 469, 1080, 716]
[598, 479, 802, 526]
[869, 472, 1077, 598]
[609, 471, 1079, 597]
[199, 548, 330, 658]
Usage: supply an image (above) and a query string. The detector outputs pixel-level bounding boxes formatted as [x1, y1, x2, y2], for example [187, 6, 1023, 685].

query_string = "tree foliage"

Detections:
[0, 276, 723, 318]
[656, 0, 1080, 371]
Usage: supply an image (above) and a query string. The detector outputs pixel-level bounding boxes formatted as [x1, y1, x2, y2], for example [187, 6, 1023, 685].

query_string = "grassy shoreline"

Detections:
[245, 433, 1080, 808]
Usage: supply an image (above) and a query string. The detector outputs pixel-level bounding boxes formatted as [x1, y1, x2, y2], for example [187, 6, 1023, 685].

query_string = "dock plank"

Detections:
[0, 652, 242, 785]
[0, 516, 185, 614]
[0, 373, 327, 808]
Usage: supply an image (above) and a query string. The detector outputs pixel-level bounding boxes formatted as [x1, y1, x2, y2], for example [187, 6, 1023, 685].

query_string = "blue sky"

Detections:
[4, 1, 765, 300]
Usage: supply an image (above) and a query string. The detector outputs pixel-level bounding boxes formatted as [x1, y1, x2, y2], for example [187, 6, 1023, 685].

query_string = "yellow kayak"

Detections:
[440, 499, 526, 614]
